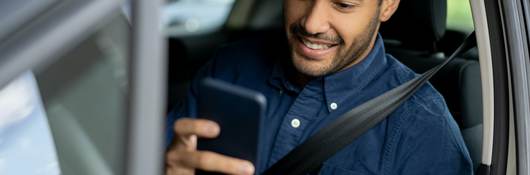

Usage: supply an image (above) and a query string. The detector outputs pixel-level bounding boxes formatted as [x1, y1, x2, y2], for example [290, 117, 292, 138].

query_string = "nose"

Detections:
[301, 1, 331, 35]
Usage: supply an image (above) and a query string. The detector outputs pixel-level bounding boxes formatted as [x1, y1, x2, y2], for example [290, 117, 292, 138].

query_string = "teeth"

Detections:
[302, 39, 331, 50]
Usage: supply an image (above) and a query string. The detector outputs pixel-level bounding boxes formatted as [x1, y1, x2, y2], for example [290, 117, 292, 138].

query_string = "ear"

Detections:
[379, 0, 400, 22]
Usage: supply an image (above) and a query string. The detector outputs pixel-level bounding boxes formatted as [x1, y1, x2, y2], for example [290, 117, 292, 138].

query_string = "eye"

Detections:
[333, 2, 357, 10]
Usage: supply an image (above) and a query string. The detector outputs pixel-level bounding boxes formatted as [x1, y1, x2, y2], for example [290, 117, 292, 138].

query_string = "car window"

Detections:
[163, 0, 235, 37]
[34, 14, 130, 175]
[0, 72, 61, 175]
[0, 12, 130, 175]
[447, 0, 474, 32]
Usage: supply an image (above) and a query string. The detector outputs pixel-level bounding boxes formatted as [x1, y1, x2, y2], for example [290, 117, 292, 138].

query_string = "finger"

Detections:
[174, 118, 220, 138]
[165, 166, 193, 175]
[172, 134, 197, 151]
[172, 150, 255, 175]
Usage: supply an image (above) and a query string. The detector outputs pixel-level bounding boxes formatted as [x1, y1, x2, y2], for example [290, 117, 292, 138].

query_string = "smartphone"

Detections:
[196, 78, 266, 174]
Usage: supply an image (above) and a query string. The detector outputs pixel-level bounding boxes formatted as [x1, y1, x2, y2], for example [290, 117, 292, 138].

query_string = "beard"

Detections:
[287, 14, 380, 77]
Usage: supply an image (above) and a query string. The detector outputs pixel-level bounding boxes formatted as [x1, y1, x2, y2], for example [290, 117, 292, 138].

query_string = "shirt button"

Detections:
[291, 118, 301, 128]
[330, 102, 338, 110]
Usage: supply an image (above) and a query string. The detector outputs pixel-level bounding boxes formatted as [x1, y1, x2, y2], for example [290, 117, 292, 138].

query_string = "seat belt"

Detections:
[263, 32, 477, 175]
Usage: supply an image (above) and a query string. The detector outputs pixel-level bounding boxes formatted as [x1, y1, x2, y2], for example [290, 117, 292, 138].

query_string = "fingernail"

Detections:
[240, 162, 254, 175]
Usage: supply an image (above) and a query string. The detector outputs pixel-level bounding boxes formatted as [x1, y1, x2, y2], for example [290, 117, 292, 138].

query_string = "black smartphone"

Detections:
[196, 78, 266, 175]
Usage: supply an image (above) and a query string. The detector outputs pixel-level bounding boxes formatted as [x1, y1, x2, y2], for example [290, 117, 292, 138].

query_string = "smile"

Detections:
[295, 35, 340, 60]
[299, 36, 339, 50]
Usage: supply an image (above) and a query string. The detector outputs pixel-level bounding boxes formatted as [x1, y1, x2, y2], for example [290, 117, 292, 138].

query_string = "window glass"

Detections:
[0, 12, 130, 175]
[35, 14, 130, 175]
[447, 0, 474, 32]
[0, 72, 61, 175]
[163, 0, 235, 37]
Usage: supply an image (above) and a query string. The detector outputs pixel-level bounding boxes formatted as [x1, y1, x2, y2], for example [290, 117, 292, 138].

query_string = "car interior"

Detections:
[0, 0, 499, 174]
[166, 0, 484, 172]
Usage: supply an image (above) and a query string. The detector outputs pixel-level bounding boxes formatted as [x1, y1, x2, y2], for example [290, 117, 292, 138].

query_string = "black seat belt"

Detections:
[263, 32, 477, 175]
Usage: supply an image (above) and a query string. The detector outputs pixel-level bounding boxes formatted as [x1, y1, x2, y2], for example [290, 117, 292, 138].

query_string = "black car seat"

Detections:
[380, 0, 483, 170]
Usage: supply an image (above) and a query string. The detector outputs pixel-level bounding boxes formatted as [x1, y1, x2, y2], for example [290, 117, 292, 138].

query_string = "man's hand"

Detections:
[165, 118, 255, 175]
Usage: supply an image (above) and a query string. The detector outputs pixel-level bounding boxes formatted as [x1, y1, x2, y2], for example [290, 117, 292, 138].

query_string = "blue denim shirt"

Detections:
[167, 35, 473, 175]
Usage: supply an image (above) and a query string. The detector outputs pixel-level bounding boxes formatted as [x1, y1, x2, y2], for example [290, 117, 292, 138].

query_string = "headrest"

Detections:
[380, 0, 447, 52]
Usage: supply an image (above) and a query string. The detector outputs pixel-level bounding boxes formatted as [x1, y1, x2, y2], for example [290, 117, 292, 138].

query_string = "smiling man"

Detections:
[165, 0, 473, 174]
[286, 0, 381, 77]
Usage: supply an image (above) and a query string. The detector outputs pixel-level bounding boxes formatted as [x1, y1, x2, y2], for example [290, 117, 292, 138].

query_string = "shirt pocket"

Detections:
[317, 163, 365, 175]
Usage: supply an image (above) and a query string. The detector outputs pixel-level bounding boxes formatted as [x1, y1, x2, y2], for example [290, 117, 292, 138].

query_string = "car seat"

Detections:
[380, 0, 483, 170]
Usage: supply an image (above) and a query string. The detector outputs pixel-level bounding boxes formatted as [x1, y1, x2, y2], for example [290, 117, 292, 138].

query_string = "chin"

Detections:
[291, 55, 333, 77]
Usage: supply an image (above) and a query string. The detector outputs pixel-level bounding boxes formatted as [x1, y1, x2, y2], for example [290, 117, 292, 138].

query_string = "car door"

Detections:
[470, 0, 530, 174]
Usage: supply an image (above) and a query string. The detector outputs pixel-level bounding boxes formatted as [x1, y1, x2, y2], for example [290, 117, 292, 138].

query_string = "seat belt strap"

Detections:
[263, 32, 477, 175]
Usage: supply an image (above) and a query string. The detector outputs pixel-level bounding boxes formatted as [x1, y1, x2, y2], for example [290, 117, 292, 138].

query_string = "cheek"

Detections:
[284, 1, 309, 25]
[331, 12, 376, 47]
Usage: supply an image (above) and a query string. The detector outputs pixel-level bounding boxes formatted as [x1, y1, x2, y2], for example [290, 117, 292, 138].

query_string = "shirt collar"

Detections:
[269, 59, 302, 93]
[268, 34, 388, 111]
[322, 34, 388, 112]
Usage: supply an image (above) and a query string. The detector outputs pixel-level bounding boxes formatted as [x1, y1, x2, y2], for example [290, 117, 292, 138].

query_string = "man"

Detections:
[165, 0, 473, 174]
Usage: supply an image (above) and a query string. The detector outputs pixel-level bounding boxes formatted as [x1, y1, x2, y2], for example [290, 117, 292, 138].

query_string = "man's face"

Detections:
[284, 0, 382, 77]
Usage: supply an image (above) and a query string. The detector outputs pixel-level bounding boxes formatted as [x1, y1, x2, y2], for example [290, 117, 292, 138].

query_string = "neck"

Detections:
[290, 71, 314, 87]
